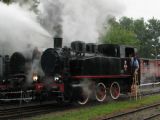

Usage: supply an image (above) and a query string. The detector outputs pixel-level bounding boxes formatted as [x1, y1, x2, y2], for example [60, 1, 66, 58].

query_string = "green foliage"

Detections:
[133, 18, 146, 41]
[101, 17, 139, 47]
[2, 0, 11, 4]
[119, 17, 134, 31]
[100, 17, 160, 58]
[146, 18, 160, 58]
[133, 18, 149, 58]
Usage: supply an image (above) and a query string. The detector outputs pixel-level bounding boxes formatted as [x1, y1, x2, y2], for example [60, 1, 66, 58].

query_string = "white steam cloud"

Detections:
[0, 0, 124, 54]
[62, 0, 124, 45]
[0, 2, 52, 55]
[39, 0, 63, 37]
[38, 0, 124, 46]
[0, 0, 124, 84]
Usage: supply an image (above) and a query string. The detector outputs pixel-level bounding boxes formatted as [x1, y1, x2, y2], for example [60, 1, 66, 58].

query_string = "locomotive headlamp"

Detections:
[54, 74, 62, 82]
[32, 73, 38, 82]
[54, 76, 59, 81]
[2, 79, 5, 83]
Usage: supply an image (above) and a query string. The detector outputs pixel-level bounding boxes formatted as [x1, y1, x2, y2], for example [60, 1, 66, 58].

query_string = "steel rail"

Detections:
[103, 103, 160, 120]
[0, 102, 70, 120]
[143, 113, 160, 120]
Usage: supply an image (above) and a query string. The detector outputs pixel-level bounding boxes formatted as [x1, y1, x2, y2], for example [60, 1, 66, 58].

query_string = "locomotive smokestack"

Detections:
[54, 37, 62, 48]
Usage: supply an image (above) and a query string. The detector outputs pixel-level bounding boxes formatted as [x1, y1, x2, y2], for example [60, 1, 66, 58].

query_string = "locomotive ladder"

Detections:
[130, 73, 141, 100]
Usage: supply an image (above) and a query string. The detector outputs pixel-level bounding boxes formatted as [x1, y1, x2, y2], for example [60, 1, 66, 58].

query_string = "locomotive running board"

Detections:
[71, 75, 131, 79]
[0, 90, 33, 94]
[0, 98, 33, 101]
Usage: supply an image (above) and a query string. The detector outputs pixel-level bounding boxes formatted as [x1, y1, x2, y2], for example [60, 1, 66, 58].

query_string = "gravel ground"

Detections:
[151, 115, 160, 120]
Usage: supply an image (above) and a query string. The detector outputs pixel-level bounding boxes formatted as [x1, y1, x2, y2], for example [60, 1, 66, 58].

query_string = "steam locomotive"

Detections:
[0, 38, 160, 105]
[40, 38, 160, 104]
[0, 48, 43, 102]
[40, 38, 139, 104]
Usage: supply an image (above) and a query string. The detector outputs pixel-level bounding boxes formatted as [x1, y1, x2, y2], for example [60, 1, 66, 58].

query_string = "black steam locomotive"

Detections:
[0, 48, 42, 102]
[0, 38, 140, 104]
[40, 38, 137, 104]
[1, 38, 159, 105]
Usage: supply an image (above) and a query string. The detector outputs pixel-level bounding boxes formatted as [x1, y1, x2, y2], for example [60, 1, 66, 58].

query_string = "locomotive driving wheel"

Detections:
[95, 82, 106, 102]
[110, 82, 120, 100]
[77, 87, 89, 105]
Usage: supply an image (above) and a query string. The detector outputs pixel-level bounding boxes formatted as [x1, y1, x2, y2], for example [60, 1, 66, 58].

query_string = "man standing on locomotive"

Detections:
[130, 54, 140, 100]
[131, 55, 139, 75]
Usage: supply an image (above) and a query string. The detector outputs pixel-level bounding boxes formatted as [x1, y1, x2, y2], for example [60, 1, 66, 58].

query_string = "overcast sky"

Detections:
[121, 0, 160, 20]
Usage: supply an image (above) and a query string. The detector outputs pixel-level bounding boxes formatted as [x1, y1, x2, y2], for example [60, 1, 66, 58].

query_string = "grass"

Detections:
[33, 94, 160, 120]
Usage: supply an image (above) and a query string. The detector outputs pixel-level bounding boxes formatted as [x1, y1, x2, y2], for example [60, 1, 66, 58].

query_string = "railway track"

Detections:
[143, 113, 160, 120]
[0, 102, 70, 120]
[0, 91, 159, 120]
[102, 103, 160, 120]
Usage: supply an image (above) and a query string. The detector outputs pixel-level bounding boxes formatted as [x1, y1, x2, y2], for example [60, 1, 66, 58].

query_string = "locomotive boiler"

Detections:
[40, 38, 137, 104]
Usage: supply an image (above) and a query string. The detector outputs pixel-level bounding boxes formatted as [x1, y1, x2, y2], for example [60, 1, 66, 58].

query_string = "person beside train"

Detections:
[130, 54, 139, 75]
[130, 54, 141, 99]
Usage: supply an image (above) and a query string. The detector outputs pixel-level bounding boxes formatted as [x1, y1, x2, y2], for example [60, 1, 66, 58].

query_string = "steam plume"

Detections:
[38, 0, 124, 46]
[0, 2, 52, 55]
[62, 0, 124, 45]
[38, 0, 63, 37]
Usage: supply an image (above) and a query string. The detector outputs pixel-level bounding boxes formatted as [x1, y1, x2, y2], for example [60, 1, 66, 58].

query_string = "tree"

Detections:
[11, 0, 40, 13]
[119, 17, 134, 31]
[133, 18, 149, 58]
[100, 17, 160, 58]
[101, 17, 139, 46]
[2, 0, 11, 4]
[146, 18, 160, 58]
